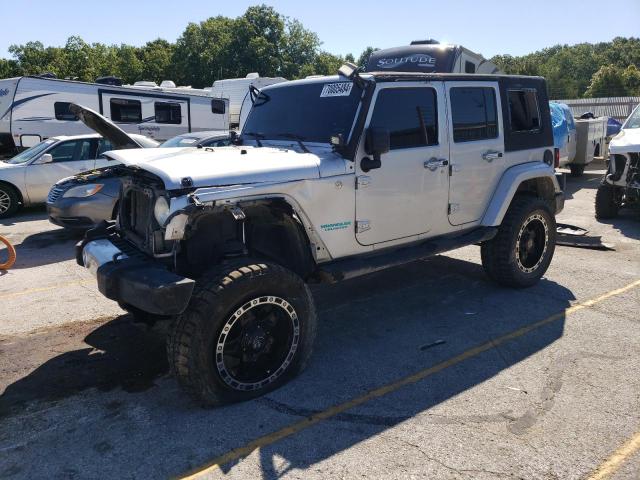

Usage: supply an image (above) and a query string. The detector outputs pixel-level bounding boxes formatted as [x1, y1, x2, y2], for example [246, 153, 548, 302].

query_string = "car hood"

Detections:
[104, 144, 348, 190]
[69, 103, 144, 149]
[609, 128, 640, 154]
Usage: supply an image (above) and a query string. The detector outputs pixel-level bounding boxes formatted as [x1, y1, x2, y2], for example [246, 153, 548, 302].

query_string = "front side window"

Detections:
[450, 87, 498, 142]
[369, 87, 438, 150]
[624, 104, 640, 129]
[97, 139, 114, 157]
[47, 139, 93, 162]
[155, 102, 181, 124]
[110, 98, 142, 123]
[508, 89, 541, 132]
[54, 102, 78, 121]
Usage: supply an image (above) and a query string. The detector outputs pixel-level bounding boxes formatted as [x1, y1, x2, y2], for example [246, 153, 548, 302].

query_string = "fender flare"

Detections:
[481, 162, 561, 226]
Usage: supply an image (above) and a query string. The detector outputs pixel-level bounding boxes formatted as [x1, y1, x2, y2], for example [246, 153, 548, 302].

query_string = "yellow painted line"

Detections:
[0, 279, 92, 300]
[178, 279, 640, 479]
[587, 430, 640, 480]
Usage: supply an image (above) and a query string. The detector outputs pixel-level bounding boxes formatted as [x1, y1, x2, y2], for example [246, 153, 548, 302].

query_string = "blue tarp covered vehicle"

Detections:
[549, 102, 577, 166]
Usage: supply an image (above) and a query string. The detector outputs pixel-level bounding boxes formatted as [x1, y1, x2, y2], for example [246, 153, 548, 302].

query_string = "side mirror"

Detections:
[365, 127, 390, 158]
[361, 128, 389, 172]
[37, 153, 53, 164]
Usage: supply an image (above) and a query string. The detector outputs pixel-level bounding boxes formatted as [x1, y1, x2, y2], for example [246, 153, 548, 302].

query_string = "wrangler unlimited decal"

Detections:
[320, 221, 352, 231]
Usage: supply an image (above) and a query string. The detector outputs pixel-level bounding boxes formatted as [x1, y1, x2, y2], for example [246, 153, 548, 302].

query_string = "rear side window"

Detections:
[110, 98, 142, 123]
[54, 102, 78, 121]
[155, 102, 181, 124]
[450, 87, 498, 142]
[211, 99, 226, 114]
[508, 89, 540, 132]
[369, 87, 438, 150]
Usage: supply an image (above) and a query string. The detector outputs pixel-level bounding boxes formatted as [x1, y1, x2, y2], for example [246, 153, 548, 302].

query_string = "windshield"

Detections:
[5, 139, 55, 164]
[242, 80, 362, 144]
[159, 136, 200, 148]
[623, 104, 640, 129]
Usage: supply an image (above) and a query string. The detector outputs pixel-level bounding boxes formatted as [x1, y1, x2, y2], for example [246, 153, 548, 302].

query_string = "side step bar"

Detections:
[317, 227, 498, 283]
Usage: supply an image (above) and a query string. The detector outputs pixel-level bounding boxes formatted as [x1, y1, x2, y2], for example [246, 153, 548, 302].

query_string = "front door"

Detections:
[25, 138, 97, 203]
[446, 82, 504, 226]
[355, 83, 450, 246]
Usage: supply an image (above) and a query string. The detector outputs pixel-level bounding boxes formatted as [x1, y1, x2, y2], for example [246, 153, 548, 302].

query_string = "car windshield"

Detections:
[242, 80, 362, 144]
[159, 136, 200, 148]
[623, 105, 640, 129]
[4, 139, 55, 164]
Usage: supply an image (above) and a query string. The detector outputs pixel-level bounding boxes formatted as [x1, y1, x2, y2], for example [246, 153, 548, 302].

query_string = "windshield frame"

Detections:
[242, 78, 372, 160]
[5, 139, 56, 165]
[623, 104, 640, 130]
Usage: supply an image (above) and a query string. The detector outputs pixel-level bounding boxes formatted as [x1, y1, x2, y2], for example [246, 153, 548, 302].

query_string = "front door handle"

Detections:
[482, 150, 503, 162]
[424, 157, 448, 171]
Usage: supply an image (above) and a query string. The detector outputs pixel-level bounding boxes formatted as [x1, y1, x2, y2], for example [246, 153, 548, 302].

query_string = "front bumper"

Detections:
[77, 224, 195, 315]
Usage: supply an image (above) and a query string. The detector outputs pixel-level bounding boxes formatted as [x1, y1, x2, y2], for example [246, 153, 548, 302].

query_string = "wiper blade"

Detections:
[242, 131, 264, 147]
[274, 133, 310, 153]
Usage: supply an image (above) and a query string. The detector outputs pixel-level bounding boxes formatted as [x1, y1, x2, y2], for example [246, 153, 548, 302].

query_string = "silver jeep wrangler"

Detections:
[77, 64, 564, 405]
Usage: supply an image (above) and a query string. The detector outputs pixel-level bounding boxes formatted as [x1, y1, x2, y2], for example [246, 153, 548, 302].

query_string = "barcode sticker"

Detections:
[320, 82, 353, 97]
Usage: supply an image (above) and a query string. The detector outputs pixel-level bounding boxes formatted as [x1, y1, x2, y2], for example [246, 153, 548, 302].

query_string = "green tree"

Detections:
[357, 47, 378, 68]
[584, 65, 627, 97]
[140, 39, 175, 83]
[622, 64, 640, 95]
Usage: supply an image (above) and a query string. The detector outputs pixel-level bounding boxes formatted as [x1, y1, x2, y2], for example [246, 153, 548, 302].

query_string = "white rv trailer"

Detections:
[0, 76, 229, 156]
[210, 73, 286, 128]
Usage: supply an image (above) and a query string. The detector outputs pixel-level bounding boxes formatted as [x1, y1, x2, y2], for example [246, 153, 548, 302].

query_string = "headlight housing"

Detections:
[154, 196, 170, 225]
[62, 184, 104, 198]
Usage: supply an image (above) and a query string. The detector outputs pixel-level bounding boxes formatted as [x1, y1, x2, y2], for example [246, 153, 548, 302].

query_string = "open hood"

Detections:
[69, 103, 142, 149]
[104, 145, 347, 190]
[609, 128, 640, 154]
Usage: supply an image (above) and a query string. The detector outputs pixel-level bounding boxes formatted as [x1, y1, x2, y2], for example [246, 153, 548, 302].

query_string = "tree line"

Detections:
[0, 5, 374, 88]
[0, 4, 638, 99]
[491, 37, 640, 98]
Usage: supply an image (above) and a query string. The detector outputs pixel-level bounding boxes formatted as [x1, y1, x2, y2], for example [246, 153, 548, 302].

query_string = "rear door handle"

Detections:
[482, 151, 503, 162]
[424, 157, 449, 171]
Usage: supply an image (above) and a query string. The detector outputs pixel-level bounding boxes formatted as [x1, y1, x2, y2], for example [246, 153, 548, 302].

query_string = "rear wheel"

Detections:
[595, 183, 621, 219]
[569, 163, 585, 177]
[168, 260, 317, 406]
[481, 196, 556, 288]
[0, 184, 20, 219]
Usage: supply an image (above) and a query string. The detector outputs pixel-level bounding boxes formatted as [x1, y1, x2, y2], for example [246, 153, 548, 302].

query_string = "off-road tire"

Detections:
[569, 163, 585, 177]
[167, 260, 317, 406]
[0, 183, 20, 219]
[481, 195, 556, 288]
[595, 183, 621, 219]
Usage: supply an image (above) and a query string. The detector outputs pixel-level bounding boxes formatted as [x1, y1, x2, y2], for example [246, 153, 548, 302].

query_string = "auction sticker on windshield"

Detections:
[320, 82, 353, 97]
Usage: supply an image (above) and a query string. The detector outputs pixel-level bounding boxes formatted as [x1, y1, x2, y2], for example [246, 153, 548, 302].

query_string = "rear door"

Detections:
[446, 81, 504, 226]
[25, 138, 97, 203]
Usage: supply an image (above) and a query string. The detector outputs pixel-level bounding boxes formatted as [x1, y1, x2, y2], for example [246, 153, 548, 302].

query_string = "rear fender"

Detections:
[481, 162, 562, 226]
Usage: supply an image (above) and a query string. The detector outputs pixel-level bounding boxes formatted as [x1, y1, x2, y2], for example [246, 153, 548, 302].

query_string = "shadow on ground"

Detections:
[0, 255, 575, 479]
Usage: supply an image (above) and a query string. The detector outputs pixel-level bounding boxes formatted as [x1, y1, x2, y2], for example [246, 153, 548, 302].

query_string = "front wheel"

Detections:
[481, 196, 556, 288]
[0, 184, 20, 219]
[168, 260, 317, 406]
[595, 183, 621, 219]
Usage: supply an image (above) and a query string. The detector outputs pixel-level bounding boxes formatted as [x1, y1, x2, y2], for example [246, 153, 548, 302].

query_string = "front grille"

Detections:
[47, 185, 66, 203]
[126, 188, 153, 238]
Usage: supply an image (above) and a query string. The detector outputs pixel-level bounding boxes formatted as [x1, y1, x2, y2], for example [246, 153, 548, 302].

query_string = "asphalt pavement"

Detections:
[0, 162, 638, 479]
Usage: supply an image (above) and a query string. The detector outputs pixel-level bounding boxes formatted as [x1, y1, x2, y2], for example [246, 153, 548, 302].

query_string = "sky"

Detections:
[1, 0, 638, 60]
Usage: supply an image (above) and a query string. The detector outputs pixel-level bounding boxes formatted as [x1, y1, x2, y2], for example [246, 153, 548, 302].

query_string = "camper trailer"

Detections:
[365, 40, 502, 74]
[0, 76, 229, 157]
[210, 73, 286, 128]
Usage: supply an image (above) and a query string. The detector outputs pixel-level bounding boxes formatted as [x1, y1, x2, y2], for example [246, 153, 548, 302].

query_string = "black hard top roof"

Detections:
[367, 71, 546, 83]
